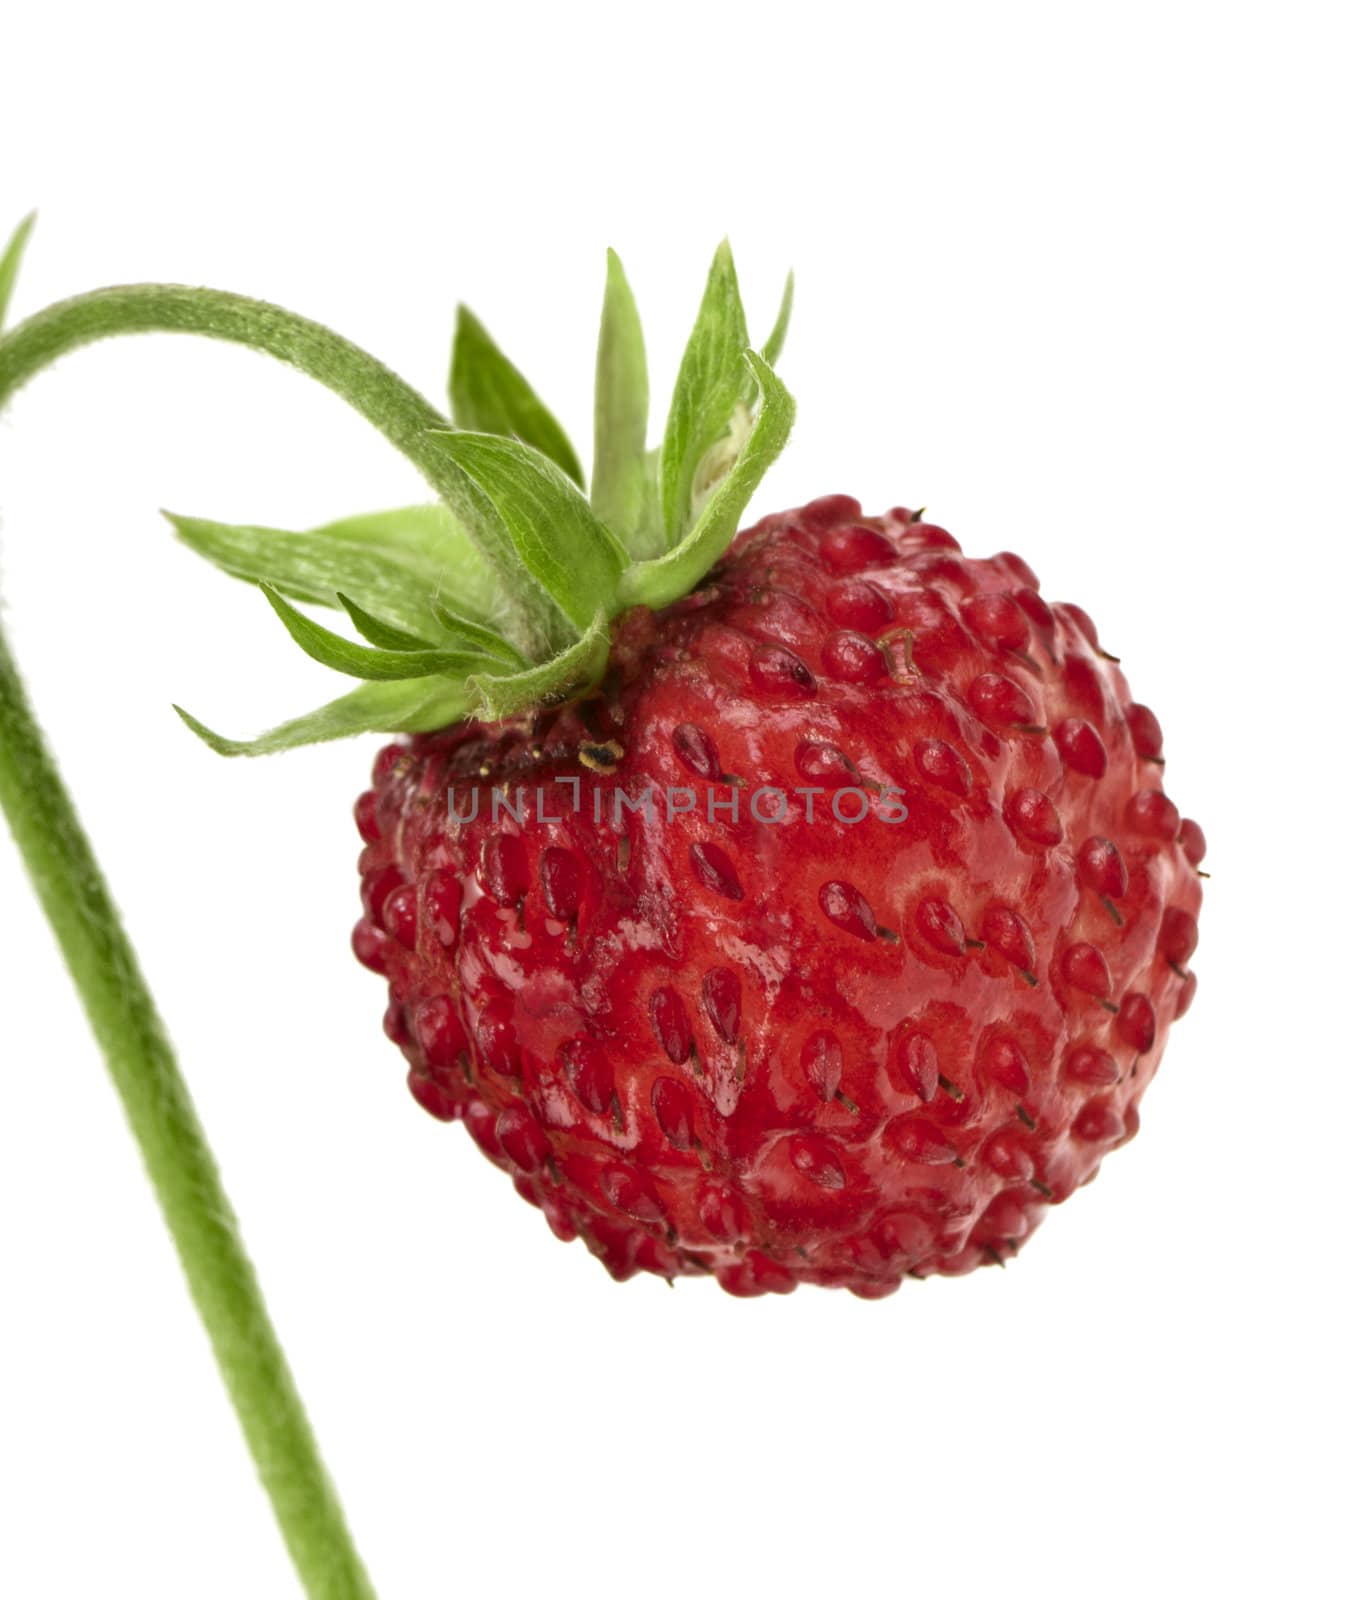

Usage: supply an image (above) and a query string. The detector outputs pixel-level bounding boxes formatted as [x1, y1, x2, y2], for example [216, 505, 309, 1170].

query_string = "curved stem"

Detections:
[0, 631, 376, 1598]
[0, 283, 548, 654]
[0, 282, 448, 473]
[0, 289, 397, 1594]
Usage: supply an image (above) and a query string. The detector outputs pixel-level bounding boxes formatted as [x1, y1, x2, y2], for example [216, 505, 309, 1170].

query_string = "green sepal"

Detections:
[619, 351, 794, 612]
[450, 306, 585, 487]
[0, 212, 37, 332]
[337, 593, 434, 651]
[262, 585, 489, 681]
[174, 676, 473, 757]
[428, 601, 528, 669]
[314, 504, 503, 624]
[659, 240, 750, 545]
[468, 611, 610, 721]
[167, 504, 503, 643]
[591, 249, 654, 556]
[761, 271, 795, 368]
[429, 431, 626, 638]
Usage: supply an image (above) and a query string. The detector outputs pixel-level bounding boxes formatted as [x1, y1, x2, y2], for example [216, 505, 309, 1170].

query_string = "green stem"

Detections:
[0, 630, 376, 1598]
[0, 288, 399, 1596]
[0, 284, 550, 655]
[0, 281, 447, 462]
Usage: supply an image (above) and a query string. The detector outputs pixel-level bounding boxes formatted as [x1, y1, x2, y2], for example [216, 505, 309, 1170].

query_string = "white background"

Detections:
[1, 4, 1343, 1597]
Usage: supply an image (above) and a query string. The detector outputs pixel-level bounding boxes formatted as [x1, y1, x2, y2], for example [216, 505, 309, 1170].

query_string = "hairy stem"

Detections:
[0, 281, 447, 450]
[0, 631, 375, 1597]
[0, 283, 546, 653]
[0, 287, 394, 1594]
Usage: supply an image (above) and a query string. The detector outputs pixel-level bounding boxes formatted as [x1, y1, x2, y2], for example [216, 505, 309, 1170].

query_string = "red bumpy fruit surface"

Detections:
[352, 497, 1203, 1297]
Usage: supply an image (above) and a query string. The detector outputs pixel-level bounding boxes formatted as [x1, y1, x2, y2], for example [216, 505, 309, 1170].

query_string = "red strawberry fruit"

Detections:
[169, 245, 1202, 1296]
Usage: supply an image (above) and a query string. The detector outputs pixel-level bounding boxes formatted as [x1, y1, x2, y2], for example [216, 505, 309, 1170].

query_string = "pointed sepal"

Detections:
[261, 586, 490, 681]
[592, 249, 654, 557]
[428, 601, 528, 669]
[174, 677, 473, 757]
[167, 504, 507, 646]
[0, 212, 37, 332]
[337, 593, 436, 652]
[619, 351, 794, 612]
[450, 306, 585, 487]
[429, 431, 624, 639]
[659, 240, 751, 545]
[761, 271, 795, 368]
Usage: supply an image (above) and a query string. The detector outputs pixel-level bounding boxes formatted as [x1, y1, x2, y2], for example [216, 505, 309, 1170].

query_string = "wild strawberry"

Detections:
[163, 244, 1202, 1296]
[342, 493, 1202, 1295]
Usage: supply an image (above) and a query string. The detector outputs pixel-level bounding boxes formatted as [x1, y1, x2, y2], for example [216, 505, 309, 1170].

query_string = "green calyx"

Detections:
[1, 223, 794, 754]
